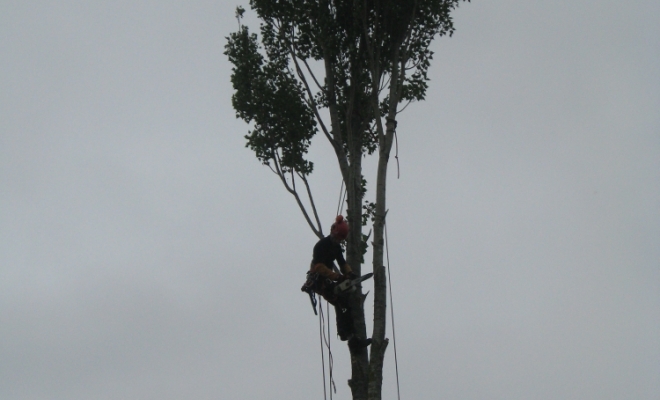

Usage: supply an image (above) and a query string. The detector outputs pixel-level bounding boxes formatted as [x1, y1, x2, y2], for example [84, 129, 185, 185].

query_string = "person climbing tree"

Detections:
[227, 1, 471, 396]
[304, 215, 372, 349]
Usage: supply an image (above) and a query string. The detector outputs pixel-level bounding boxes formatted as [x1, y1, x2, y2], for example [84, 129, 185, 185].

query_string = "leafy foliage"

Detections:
[226, 1, 466, 173]
[225, 0, 467, 266]
[226, 27, 317, 175]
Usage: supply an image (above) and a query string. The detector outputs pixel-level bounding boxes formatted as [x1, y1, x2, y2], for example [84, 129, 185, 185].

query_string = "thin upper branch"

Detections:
[362, 0, 386, 142]
[321, 43, 350, 183]
[301, 58, 324, 92]
[396, 99, 413, 114]
[272, 151, 323, 238]
[297, 171, 324, 235]
[287, 27, 335, 146]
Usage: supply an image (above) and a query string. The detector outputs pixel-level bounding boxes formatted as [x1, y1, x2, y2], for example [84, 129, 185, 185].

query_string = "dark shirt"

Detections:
[312, 236, 346, 271]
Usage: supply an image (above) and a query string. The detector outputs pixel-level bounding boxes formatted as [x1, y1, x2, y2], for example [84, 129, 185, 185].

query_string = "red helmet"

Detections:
[331, 215, 349, 240]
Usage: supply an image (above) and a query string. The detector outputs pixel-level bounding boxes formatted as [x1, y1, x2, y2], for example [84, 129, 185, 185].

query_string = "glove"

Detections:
[346, 272, 358, 280]
[312, 263, 340, 280]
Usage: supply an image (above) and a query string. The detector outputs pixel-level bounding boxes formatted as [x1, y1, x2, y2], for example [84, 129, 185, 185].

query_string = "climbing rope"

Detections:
[385, 222, 401, 400]
[326, 301, 336, 397]
[318, 295, 336, 399]
[318, 178, 400, 400]
[313, 179, 346, 400]
[318, 294, 327, 400]
[394, 130, 400, 179]
[335, 180, 347, 217]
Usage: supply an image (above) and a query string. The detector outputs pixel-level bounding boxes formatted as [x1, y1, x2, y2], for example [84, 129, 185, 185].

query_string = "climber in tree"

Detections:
[306, 215, 372, 349]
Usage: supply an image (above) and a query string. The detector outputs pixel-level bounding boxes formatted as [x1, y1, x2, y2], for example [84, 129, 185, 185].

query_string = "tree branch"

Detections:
[301, 57, 324, 92]
[297, 171, 324, 236]
[272, 151, 323, 238]
[362, 0, 386, 143]
[288, 35, 335, 146]
[396, 99, 413, 114]
[322, 44, 350, 183]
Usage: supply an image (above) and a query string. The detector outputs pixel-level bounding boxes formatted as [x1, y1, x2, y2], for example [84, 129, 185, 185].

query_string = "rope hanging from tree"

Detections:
[385, 221, 401, 400]
[318, 296, 327, 400]
[318, 294, 336, 399]
[336, 180, 347, 217]
[317, 180, 402, 400]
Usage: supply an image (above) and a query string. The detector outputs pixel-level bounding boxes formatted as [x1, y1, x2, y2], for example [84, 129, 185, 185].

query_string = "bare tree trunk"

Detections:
[367, 117, 396, 400]
[367, 39, 402, 396]
[345, 106, 371, 399]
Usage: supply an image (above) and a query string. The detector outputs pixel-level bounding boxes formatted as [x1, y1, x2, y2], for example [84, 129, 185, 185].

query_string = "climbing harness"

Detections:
[300, 271, 340, 315]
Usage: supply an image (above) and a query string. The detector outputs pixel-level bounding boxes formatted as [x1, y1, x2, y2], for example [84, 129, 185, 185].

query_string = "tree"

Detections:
[225, 1, 468, 399]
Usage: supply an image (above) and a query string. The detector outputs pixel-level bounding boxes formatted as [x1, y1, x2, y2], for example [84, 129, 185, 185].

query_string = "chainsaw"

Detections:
[301, 272, 374, 315]
[334, 272, 373, 295]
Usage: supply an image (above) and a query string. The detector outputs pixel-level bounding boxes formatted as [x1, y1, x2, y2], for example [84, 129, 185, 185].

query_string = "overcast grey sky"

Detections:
[1, 1, 658, 399]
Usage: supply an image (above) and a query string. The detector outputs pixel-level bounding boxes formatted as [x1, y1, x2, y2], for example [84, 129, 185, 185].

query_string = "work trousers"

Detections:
[316, 279, 355, 340]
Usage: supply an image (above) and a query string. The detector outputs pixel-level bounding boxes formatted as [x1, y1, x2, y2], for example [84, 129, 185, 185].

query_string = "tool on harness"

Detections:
[301, 271, 319, 315]
[302, 285, 318, 315]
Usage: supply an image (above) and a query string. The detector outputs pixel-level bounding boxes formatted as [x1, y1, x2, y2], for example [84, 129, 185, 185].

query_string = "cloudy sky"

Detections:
[1, 1, 658, 399]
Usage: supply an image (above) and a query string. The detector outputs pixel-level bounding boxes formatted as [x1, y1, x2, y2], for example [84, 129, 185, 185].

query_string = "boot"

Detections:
[335, 305, 354, 341]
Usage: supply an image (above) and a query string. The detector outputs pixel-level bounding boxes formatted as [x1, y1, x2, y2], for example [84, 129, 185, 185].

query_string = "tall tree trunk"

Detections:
[367, 117, 396, 400]
[367, 44, 402, 398]
[345, 108, 371, 399]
